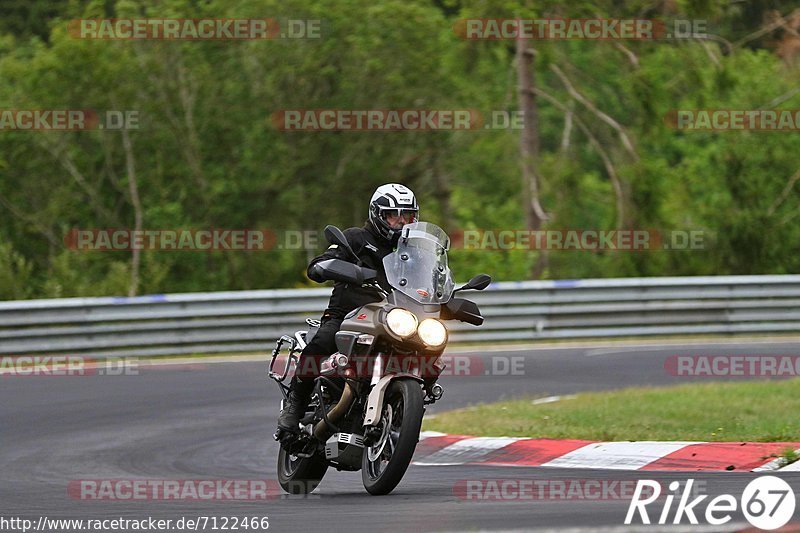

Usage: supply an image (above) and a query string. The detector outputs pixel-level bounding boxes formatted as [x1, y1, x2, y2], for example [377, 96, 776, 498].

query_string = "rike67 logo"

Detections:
[625, 476, 795, 530]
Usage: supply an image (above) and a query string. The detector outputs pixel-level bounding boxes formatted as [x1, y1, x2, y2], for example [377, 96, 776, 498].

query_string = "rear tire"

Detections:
[277, 446, 328, 495]
[361, 379, 424, 495]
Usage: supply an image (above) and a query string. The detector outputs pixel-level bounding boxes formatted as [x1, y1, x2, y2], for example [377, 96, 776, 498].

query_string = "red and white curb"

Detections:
[414, 432, 800, 472]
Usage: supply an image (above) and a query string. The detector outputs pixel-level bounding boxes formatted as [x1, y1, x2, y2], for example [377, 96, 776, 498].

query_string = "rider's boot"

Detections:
[277, 377, 314, 434]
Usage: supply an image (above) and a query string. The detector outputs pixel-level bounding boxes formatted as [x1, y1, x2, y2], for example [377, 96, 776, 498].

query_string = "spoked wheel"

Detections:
[277, 444, 328, 495]
[361, 379, 424, 495]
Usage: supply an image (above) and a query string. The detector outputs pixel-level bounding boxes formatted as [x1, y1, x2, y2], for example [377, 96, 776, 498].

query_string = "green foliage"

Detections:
[424, 378, 800, 441]
[0, 0, 799, 299]
[0, 237, 32, 299]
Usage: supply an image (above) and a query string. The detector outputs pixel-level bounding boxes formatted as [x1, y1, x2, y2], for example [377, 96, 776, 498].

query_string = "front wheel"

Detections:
[361, 379, 424, 495]
[277, 446, 328, 495]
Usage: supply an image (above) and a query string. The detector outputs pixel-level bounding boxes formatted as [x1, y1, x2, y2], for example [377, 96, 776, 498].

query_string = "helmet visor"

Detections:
[380, 208, 418, 223]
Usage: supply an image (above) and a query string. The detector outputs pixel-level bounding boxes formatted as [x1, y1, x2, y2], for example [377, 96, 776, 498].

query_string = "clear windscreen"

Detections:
[383, 222, 454, 304]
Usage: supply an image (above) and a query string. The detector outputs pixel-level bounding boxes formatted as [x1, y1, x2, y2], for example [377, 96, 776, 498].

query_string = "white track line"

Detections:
[541, 441, 700, 470]
[414, 437, 522, 466]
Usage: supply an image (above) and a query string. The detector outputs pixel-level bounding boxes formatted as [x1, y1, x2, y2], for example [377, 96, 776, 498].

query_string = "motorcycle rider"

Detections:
[276, 183, 419, 436]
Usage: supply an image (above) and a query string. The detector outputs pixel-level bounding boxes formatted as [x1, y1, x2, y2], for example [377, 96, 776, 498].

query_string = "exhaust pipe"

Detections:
[313, 381, 355, 440]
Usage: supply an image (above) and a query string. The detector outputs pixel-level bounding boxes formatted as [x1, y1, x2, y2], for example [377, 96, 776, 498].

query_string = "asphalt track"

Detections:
[2, 339, 800, 532]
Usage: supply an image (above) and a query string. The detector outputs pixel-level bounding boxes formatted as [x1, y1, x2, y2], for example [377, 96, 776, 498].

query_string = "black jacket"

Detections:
[307, 224, 395, 319]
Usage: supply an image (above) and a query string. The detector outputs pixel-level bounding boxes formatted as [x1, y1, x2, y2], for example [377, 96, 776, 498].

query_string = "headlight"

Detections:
[386, 308, 418, 338]
[417, 318, 447, 347]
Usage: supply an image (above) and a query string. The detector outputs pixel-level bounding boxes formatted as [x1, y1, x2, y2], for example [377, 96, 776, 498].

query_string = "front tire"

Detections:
[277, 446, 328, 495]
[361, 379, 424, 495]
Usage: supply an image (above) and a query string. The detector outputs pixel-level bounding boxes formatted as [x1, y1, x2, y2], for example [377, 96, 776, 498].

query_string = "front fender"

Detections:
[363, 374, 423, 426]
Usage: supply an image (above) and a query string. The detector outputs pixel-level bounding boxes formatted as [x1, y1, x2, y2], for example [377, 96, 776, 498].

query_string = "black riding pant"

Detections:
[293, 316, 343, 392]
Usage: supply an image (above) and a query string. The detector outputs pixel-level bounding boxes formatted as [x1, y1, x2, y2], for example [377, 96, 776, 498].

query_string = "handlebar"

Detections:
[362, 280, 390, 299]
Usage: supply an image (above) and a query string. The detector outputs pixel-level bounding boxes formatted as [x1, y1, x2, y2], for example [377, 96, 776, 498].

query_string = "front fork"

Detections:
[361, 355, 445, 445]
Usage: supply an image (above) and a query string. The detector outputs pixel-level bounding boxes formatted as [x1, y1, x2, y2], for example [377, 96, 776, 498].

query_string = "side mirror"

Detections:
[324, 225, 359, 262]
[454, 273, 492, 293]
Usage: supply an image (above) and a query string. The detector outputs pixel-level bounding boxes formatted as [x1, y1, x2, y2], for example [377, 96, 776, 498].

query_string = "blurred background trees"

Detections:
[0, 0, 799, 299]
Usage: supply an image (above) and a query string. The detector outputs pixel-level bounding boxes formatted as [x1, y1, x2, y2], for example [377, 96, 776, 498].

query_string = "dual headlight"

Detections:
[385, 308, 447, 347]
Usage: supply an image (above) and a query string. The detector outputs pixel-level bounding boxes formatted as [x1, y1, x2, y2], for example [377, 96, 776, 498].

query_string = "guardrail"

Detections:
[1, 275, 799, 357]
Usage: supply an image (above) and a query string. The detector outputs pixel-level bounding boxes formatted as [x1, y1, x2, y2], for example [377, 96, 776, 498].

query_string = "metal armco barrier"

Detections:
[1, 275, 799, 357]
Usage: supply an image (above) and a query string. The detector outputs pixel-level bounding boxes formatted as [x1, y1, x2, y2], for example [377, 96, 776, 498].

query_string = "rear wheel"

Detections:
[277, 446, 328, 495]
[361, 379, 424, 495]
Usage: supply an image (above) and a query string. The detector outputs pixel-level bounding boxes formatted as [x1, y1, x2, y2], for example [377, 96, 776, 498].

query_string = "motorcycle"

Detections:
[269, 221, 490, 495]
